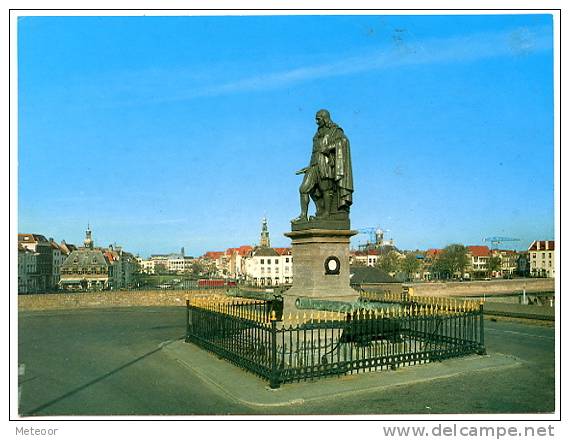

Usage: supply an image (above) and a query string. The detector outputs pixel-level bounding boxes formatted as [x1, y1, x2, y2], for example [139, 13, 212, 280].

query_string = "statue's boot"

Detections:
[292, 194, 309, 223]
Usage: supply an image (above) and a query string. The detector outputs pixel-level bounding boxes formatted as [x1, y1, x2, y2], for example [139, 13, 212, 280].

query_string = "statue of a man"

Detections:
[292, 109, 353, 223]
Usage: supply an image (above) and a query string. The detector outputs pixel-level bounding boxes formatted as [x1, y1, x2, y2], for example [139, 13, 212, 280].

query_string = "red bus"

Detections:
[198, 279, 237, 288]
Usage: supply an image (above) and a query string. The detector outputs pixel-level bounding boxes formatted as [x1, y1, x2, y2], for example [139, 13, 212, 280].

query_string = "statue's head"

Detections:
[315, 109, 331, 128]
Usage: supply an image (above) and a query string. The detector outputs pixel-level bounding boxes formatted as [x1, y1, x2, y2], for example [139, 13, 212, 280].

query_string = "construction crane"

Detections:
[483, 236, 521, 249]
[357, 228, 377, 244]
[357, 227, 391, 250]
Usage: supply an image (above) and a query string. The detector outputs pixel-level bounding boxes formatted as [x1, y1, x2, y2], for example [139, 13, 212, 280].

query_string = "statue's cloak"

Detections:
[329, 126, 354, 210]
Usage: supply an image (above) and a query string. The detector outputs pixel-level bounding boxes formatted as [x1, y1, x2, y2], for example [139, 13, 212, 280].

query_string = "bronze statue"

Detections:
[292, 109, 353, 227]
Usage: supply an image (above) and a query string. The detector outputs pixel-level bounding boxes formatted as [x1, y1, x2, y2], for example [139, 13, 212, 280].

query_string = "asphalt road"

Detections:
[17, 307, 555, 416]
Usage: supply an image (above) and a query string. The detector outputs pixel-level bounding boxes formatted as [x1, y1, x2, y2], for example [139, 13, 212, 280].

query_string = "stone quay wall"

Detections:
[18, 289, 224, 311]
[359, 278, 555, 297]
[18, 279, 555, 311]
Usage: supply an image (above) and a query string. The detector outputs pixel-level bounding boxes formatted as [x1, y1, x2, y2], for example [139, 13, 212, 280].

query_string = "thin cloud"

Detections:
[166, 25, 552, 102]
[46, 25, 553, 109]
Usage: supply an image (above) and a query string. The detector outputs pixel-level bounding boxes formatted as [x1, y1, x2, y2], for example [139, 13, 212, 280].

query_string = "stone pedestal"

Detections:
[282, 228, 359, 315]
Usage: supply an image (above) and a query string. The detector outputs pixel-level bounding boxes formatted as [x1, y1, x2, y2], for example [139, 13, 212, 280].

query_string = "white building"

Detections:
[241, 217, 292, 287]
[49, 239, 66, 289]
[350, 250, 380, 267]
[224, 246, 254, 280]
[18, 243, 38, 294]
[167, 254, 185, 273]
[528, 240, 555, 278]
[139, 259, 156, 274]
[491, 249, 518, 277]
[244, 247, 293, 287]
[18, 233, 53, 291]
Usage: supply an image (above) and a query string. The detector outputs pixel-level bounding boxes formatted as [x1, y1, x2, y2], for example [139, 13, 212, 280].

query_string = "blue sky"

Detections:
[17, 14, 554, 257]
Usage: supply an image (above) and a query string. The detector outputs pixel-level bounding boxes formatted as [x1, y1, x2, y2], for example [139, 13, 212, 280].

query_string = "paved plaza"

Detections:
[18, 307, 555, 416]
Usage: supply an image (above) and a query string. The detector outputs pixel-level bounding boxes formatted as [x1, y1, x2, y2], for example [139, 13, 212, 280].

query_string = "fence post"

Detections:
[477, 303, 486, 355]
[269, 317, 280, 389]
[185, 299, 190, 342]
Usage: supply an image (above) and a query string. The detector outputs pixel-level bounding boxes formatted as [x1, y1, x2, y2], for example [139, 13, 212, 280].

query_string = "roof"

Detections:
[18, 233, 49, 244]
[49, 240, 63, 251]
[103, 250, 119, 263]
[225, 245, 254, 256]
[351, 249, 380, 257]
[18, 243, 35, 253]
[467, 246, 491, 257]
[493, 249, 517, 254]
[203, 251, 224, 260]
[350, 266, 397, 284]
[528, 240, 555, 251]
[61, 249, 110, 269]
[252, 246, 279, 257]
[274, 247, 291, 256]
[59, 241, 77, 255]
[425, 249, 443, 258]
[167, 253, 185, 259]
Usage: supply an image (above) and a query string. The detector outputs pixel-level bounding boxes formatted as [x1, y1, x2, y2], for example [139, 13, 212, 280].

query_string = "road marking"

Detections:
[486, 328, 554, 340]
[18, 364, 25, 406]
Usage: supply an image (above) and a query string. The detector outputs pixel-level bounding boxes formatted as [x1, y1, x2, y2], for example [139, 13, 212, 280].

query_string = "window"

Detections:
[267, 259, 271, 264]
[275, 259, 278, 264]
[286, 258, 289, 263]
[260, 259, 264, 264]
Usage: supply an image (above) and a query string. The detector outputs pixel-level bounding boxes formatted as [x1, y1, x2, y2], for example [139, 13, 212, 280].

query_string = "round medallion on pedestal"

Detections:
[324, 256, 341, 275]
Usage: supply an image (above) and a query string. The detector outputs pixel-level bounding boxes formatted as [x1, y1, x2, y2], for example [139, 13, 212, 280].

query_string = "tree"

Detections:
[190, 261, 207, 278]
[401, 253, 420, 281]
[429, 257, 448, 280]
[431, 244, 470, 280]
[487, 256, 502, 277]
[377, 251, 401, 274]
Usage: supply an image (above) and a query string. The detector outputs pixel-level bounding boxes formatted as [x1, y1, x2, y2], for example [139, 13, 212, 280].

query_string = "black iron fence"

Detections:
[185, 295, 486, 388]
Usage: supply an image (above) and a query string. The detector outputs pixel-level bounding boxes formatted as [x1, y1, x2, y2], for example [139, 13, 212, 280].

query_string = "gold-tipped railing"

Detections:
[360, 289, 483, 316]
[189, 294, 276, 324]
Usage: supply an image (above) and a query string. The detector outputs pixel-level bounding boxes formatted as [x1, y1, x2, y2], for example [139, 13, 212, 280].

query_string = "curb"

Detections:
[163, 340, 522, 408]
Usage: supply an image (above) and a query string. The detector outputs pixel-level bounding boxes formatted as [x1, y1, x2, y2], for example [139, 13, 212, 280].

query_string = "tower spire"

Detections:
[84, 224, 94, 249]
[260, 217, 271, 248]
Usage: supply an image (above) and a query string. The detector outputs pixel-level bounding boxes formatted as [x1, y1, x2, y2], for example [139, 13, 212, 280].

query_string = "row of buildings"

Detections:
[19, 219, 555, 293]
[138, 218, 556, 286]
[351, 240, 555, 280]
[18, 226, 139, 293]
[137, 219, 293, 287]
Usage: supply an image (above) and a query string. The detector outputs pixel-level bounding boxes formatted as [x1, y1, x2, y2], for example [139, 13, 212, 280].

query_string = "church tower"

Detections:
[84, 224, 94, 249]
[260, 217, 271, 248]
